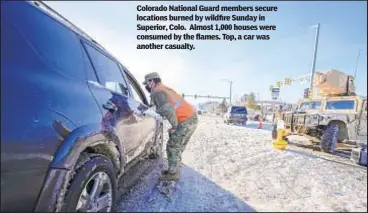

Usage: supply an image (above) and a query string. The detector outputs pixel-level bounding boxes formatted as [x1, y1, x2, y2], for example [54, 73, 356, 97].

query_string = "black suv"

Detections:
[223, 106, 248, 125]
[1, 1, 163, 212]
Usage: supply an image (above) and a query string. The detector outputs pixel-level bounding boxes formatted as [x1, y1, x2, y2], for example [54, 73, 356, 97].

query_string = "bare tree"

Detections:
[218, 98, 228, 113]
[247, 92, 257, 110]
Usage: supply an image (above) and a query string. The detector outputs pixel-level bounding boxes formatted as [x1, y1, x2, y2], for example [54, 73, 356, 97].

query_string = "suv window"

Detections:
[7, 2, 85, 80]
[82, 47, 98, 82]
[231, 106, 247, 114]
[128, 81, 144, 103]
[83, 43, 128, 96]
[124, 70, 148, 105]
[325, 100, 355, 110]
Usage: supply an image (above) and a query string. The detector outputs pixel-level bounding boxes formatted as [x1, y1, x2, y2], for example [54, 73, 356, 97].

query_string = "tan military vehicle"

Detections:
[282, 70, 367, 154]
[283, 95, 366, 152]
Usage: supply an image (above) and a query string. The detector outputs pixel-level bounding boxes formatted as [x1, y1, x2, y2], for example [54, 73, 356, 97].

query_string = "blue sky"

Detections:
[45, 1, 367, 104]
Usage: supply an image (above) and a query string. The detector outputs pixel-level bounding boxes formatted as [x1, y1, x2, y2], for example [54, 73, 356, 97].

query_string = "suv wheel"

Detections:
[61, 154, 117, 212]
[149, 123, 164, 159]
[321, 123, 339, 153]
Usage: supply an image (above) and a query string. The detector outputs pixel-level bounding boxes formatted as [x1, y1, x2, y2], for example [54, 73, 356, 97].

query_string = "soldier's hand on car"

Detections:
[168, 128, 176, 134]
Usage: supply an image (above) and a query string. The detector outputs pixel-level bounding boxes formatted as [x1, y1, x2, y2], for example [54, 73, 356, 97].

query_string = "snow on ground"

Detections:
[118, 115, 367, 212]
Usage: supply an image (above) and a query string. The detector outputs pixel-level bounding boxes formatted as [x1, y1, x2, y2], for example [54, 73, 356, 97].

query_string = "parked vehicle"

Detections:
[197, 108, 207, 115]
[282, 95, 367, 165]
[1, 1, 164, 212]
[224, 106, 248, 125]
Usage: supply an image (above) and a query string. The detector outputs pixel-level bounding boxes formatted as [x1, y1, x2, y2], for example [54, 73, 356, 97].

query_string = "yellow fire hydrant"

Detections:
[272, 120, 288, 150]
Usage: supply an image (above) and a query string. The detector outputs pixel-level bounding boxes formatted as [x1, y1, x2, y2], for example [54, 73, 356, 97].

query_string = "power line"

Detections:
[182, 94, 230, 100]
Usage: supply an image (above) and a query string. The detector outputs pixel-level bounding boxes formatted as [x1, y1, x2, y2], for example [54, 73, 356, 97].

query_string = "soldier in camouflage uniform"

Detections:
[143, 72, 198, 181]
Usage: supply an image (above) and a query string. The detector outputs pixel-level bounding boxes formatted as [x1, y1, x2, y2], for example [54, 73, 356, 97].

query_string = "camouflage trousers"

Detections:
[167, 114, 198, 173]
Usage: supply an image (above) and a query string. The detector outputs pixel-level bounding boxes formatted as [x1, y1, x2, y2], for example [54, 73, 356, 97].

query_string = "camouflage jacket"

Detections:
[150, 89, 178, 128]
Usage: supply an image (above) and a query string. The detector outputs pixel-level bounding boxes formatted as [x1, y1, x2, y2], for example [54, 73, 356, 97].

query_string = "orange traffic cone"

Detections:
[258, 119, 263, 129]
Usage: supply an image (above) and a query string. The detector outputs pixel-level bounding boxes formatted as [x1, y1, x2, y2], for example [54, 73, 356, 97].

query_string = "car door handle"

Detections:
[103, 101, 117, 112]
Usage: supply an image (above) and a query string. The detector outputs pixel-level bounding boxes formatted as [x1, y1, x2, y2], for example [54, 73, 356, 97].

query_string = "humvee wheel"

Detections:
[321, 123, 339, 153]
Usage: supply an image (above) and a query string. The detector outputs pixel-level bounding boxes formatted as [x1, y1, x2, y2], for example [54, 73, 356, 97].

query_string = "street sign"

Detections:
[271, 88, 280, 100]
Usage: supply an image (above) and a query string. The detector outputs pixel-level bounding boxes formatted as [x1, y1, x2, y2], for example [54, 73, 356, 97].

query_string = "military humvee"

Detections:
[282, 95, 367, 153]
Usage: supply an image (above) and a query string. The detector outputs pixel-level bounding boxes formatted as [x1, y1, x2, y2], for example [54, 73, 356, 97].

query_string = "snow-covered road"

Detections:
[118, 115, 367, 212]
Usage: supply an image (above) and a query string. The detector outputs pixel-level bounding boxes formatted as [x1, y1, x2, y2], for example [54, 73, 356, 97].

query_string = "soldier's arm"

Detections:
[151, 91, 178, 128]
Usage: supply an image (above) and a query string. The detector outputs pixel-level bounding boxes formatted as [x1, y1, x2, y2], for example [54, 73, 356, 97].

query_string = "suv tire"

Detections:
[61, 154, 117, 212]
[321, 123, 339, 153]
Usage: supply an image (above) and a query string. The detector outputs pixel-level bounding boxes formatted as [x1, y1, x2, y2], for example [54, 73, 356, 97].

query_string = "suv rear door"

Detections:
[81, 40, 143, 155]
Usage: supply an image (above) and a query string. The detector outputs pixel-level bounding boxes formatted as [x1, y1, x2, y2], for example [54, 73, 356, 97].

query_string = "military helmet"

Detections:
[143, 72, 160, 85]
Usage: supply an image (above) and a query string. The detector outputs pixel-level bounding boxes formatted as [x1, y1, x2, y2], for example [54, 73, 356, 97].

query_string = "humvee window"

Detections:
[325, 100, 355, 110]
[299, 101, 322, 111]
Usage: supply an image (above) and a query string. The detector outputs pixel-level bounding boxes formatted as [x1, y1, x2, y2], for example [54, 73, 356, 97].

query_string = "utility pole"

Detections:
[221, 79, 233, 105]
[309, 23, 320, 99]
[354, 48, 362, 79]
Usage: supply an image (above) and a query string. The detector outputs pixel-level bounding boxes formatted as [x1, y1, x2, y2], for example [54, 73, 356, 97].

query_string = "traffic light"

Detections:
[194, 94, 197, 99]
[284, 78, 291, 85]
[303, 88, 309, 99]
[276, 81, 281, 88]
[308, 88, 314, 99]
